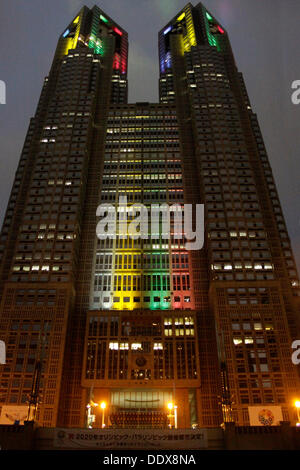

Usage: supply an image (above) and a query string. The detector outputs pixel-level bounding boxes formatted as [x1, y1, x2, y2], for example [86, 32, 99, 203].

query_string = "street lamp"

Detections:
[295, 400, 300, 426]
[100, 401, 106, 428]
[174, 405, 178, 429]
[86, 401, 98, 428]
[167, 402, 178, 429]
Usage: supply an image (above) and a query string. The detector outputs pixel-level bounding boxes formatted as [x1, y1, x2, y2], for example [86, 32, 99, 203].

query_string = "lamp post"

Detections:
[167, 402, 178, 429]
[174, 405, 178, 429]
[295, 400, 300, 426]
[100, 401, 106, 428]
[86, 401, 98, 428]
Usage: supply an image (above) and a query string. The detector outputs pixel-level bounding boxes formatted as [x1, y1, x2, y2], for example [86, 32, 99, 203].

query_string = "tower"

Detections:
[158, 2, 300, 425]
[0, 3, 299, 430]
[0, 5, 128, 427]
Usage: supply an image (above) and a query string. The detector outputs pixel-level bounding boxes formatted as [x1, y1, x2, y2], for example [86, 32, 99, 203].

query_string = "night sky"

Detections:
[0, 0, 299, 270]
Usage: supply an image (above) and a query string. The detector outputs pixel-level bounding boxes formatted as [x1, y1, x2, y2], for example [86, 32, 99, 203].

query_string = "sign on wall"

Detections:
[0, 405, 28, 425]
[54, 428, 208, 449]
[248, 406, 283, 426]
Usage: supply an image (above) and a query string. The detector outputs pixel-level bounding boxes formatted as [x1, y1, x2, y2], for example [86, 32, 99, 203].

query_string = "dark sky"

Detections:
[0, 0, 299, 270]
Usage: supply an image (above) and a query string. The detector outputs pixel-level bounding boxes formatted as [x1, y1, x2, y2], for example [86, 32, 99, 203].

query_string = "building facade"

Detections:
[0, 3, 299, 429]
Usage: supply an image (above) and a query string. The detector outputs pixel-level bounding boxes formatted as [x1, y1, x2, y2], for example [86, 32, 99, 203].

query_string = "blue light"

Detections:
[63, 29, 70, 38]
[163, 26, 172, 35]
[165, 52, 172, 69]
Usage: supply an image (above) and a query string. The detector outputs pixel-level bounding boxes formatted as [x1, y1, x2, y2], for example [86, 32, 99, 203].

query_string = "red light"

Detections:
[114, 27, 123, 36]
[121, 57, 127, 74]
[113, 52, 121, 70]
[217, 25, 225, 34]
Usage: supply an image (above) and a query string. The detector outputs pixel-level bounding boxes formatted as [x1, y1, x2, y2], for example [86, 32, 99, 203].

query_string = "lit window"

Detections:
[233, 338, 242, 345]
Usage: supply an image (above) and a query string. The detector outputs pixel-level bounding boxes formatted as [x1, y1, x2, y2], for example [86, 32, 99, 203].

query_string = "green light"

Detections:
[206, 12, 213, 21]
[100, 14, 109, 23]
[204, 10, 221, 51]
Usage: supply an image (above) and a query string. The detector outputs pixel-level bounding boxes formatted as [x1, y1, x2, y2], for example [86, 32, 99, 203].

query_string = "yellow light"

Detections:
[167, 402, 173, 410]
[177, 13, 185, 22]
[295, 401, 300, 408]
[100, 402, 107, 409]
[73, 16, 79, 24]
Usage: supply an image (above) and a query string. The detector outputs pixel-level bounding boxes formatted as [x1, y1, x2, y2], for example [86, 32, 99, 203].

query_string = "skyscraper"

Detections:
[0, 3, 299, 430]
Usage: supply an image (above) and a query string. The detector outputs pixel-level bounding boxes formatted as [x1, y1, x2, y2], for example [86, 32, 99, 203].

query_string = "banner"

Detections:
[248, 406, 283, 426]
[54, 428, 208, 450]
[0, 405, 28, 425]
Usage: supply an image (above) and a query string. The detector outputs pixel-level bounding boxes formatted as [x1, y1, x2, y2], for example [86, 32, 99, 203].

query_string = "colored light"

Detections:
[204, 11, 220, 51]
[167, 402, 173, 410]
[217, 25, 225, 34]
[206, 12, 213, 21]
[165, 51, 172, 69]
[113, 52, 121, 70]
[63, 29, 70, 38]
[100, 14, 109, 23]
[100, 402, 106, 409]
[163, 26, 172, 35]
[295, 401, 300, 408]
[114, 27, 123, 36]
[177, 13, 185, 22]
[121, 57, 127, 74]
[73, 16, 79, 24]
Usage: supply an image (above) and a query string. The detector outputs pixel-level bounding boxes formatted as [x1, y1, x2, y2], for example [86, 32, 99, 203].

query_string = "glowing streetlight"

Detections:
[174, 405, 178, 429]
[295, 400, 300, 426]
[86, 401, 98, 428]
[167, 402, 178, 429]
[100, 401, 107, 428]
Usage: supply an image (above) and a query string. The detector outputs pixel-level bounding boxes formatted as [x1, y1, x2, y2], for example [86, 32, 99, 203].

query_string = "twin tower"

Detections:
[0, 3, 299, 430]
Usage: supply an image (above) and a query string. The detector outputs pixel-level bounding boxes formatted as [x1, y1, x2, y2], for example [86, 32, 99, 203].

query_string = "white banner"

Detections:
[248, 406, 283, 426]
[0, 405, 28, 425]
[54, 428, 208, 450]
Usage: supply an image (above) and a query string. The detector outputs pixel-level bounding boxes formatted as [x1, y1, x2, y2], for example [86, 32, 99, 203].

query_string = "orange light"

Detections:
[100, 401, 106, 409]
